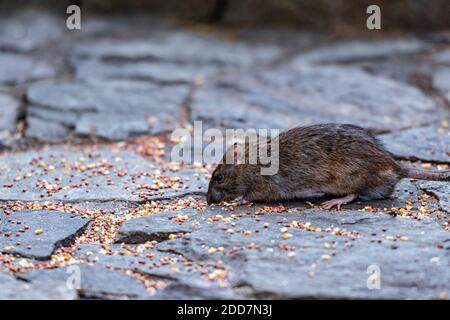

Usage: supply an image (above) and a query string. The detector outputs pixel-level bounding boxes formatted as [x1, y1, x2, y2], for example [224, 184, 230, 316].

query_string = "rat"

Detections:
[207, 123, 450, 209]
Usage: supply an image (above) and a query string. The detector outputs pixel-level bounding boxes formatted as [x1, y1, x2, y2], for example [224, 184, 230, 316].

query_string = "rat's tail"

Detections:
[405, 168, 450, 181]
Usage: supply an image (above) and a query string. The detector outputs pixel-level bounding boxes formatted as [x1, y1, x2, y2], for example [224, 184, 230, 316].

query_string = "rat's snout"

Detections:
[207, 190, 222, 205]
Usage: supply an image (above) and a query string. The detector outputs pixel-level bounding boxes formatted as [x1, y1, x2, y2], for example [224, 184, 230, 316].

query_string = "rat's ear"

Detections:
[225, 142, 246, 165]
[233, 142, 246, 165]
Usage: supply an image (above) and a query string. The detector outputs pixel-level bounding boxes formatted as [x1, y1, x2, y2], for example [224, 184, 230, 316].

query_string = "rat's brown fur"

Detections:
[207, 124, 450, 208]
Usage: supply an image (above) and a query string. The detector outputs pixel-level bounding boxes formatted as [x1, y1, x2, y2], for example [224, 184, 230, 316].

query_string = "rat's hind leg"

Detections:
[320, 194, 357, 210]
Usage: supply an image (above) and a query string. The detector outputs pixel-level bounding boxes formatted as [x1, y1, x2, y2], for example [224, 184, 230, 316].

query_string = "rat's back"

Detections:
[276, 123, 404, 199]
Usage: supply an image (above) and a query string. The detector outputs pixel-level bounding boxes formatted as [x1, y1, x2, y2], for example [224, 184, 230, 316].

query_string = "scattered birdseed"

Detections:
[320, 254, 331, 261]
[282, 232, 293, 239]
[430, 257, 440, 264]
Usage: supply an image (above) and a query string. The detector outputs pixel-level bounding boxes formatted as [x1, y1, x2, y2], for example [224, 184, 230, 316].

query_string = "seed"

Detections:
[282, 232, 292, 239]
[421, 163, 432, 169]
[430, 257, 440, 264]
[208, 247, 217, 254]
[320, 254, 331, 261]
[35, 229, 44, 235]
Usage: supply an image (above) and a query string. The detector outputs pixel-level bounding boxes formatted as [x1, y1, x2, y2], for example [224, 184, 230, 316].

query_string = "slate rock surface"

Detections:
[154, 208, 450, 299]
[191, 65, 440, 132]
[0, 94, 20, 132]
[0, 147, 207, 202]
[0, 210, 91, 260]
[0, 10, 64, 52]
[0, 270, 76, 300]
[22, 265, 150, 299]
[293, 39, 427, 64]
[420, 181, 450, 213]
[0, 53, 56, 85]
[116, 211, 201, 244]
[0, 9, 450, 300]
[26, 80, 190, 141]
[380, 125, 450, 162]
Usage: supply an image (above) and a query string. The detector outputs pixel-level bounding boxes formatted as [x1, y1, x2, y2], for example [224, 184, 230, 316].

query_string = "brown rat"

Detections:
[207, 123, 450, 209]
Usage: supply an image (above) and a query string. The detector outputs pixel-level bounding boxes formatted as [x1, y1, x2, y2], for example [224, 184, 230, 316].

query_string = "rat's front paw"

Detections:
[320, 194, 357, 210]
[233, 196, 249, 206]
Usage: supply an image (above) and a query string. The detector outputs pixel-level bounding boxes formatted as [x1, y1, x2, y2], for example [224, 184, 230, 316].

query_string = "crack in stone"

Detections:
[0, 191, 207, 206]
[6, 219, 92, 261]
[115, 231, 190, 244]
[340, 217, 375, 225]
[420, 187, 448, 213]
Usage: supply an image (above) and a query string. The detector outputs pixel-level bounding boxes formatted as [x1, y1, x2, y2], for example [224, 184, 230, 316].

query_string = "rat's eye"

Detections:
[215, 173, 225, 184]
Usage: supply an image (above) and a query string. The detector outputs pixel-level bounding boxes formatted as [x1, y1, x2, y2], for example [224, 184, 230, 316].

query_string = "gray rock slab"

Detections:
[151, 281, 240, 300]
[0, 53, 56, 85]
[0, 10, 64, 52]
[156, 207, 450, 299]
[79, 15, 176, 38]
[379, 125, 450, 162]
[0, 147, 207, 202]
[116, 211, 201, 244]
[74, 243, 237, 299]
[0, 270, 76, 299]
[191, 65, 441, 132]
[26, 115, 72, 142]
[75, 113, 170, 141]
[0, 94, 20, 132]
[420, 181, 450, 213]
[71, 31, 281, 84]
[26, 80, 189, 141]
[73, 31, 280, 67]
[433, 49, 450, 65]
[0, 210, 91, 260]
[74, 58, 219, 84]
[74, 243, 205, 281]
[294, 39, 427, 64]
[432, 68, 450, 103]
[22, 264, 150, 300]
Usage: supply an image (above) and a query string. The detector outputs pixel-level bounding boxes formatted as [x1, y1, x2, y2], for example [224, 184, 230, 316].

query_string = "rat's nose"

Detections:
[207, 192, 220, 205]
[207, 193, 214, 205]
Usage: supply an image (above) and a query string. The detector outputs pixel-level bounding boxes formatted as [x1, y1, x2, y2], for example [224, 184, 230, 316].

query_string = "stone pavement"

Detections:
[0, 10, 449, 299]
